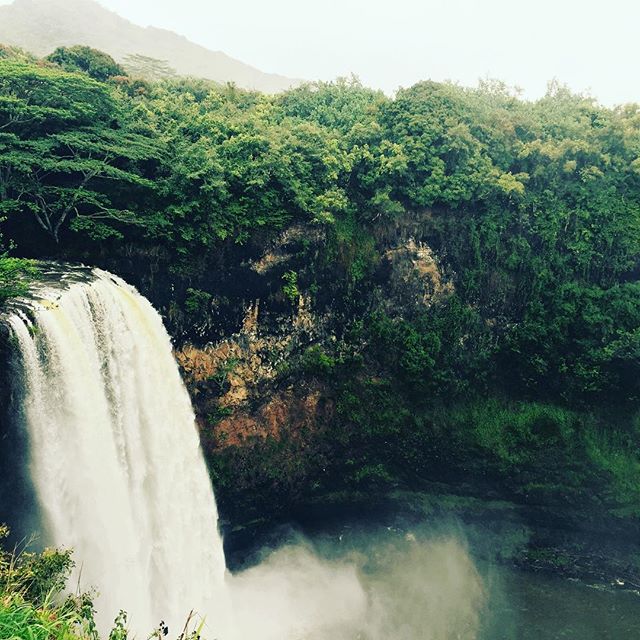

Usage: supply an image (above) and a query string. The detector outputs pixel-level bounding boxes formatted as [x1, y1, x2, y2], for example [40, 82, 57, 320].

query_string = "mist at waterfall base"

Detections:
[229, 534, 484, 640]
[0, 268, 512, 638]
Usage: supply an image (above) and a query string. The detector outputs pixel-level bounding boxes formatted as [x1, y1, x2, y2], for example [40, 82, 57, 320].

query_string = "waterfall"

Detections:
[6, 268, 232, 636]
[3, 265, 490, 640]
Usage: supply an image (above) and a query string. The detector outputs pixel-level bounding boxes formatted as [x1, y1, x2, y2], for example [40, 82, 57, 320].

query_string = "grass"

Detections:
[0, 592, 92, 640]
[444, 397, 640, 516]
[584, 425, 640, 516]
[446, 398, 582, 467]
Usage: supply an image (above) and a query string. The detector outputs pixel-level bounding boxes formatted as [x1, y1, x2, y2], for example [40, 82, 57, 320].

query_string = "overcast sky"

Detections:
[5, 0, 639, 104]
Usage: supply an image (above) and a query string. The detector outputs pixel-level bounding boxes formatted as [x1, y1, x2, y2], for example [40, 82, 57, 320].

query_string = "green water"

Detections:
[481, 568, 640, 639]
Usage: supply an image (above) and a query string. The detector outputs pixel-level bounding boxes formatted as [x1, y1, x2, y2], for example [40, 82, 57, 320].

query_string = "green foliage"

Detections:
[108, 611, 128, 640]
[281, 270, 299, 303]
[583, 425, 640, 516]
[209, 358, 240, 391]
[122, 54, 176, 81]
[0, 59, 116, 130]
[47, 46, 126, 81]
[0, 526, 214, 640]
[0, 45, 36, 63]
[364, 298, 489, 398]
[0, 532, 74, 608]
[206, 405, 233, 426]
[448, 399, 582, 468]
[0, 256, 36, 305]
[0, 593, 90, 640]
[0, 59, 159, 243]
[3, 50, 640, 529]
[299, 345, 335, 377]
[184, 288, 212, 316]
[0, 526, 95, 640]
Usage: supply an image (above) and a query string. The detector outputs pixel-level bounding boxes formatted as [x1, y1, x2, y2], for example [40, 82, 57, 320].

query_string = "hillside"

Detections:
[1, 49, 640, 596]
[0, 0, 299, 92]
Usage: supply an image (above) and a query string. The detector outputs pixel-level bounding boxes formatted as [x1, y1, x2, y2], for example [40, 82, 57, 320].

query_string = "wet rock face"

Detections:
[248, 225, 325, 276]
[381, 238, 453, 312]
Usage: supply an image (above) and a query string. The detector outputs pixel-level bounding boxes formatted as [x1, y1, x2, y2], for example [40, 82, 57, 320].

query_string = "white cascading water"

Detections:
[7, 268, 232, 637]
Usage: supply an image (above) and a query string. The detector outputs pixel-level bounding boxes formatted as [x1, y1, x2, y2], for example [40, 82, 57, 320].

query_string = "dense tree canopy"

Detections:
[1, 50, 640, 409]
[46, 45, 126, 81]
[0, 59, 158, 242]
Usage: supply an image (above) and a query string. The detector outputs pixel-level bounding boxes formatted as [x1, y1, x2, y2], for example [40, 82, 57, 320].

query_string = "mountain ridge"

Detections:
[0, 0, 300, 92]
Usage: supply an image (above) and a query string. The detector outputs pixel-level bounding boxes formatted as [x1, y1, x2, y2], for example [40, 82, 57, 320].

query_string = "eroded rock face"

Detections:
[176, 290, 334, 447]
[175, 225, 455, 453]
[176, 230, 453, 453]
[382, 238, 453, 311]
[213, 386, 334, 447]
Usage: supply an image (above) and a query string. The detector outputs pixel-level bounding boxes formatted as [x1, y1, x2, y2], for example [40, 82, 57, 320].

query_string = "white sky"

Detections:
[3, 0, 639, 104]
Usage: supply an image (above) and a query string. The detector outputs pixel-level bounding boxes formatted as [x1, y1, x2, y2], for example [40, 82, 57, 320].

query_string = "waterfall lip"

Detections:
[15, 260, 96, 291]
[0, 261, 109, 324]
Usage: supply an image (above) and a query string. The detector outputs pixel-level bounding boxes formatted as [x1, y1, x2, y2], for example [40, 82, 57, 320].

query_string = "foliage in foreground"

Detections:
[0, 526, 206, 640]
[0, 524, 96, 640]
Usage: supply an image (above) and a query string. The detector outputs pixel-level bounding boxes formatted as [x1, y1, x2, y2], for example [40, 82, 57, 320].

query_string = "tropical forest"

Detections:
[1, 2, 640, 638]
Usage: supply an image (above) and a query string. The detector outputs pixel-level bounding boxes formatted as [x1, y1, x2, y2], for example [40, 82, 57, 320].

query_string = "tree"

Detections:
[47, 45, 126, 81]
[0, 60, 159, 243]
[123, 54, 177, 81]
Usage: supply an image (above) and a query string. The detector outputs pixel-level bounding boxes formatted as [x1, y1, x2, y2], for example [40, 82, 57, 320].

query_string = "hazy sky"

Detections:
[5, 0, 640, 104]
